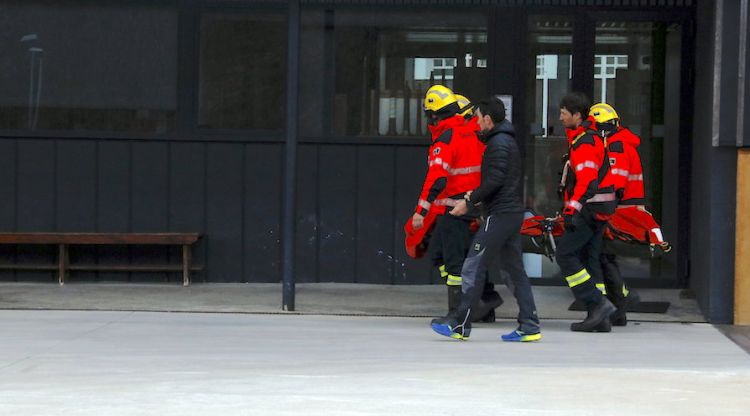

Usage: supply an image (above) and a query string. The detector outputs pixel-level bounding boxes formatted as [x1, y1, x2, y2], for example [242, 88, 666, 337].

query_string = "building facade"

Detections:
[0, 0, 746, 323]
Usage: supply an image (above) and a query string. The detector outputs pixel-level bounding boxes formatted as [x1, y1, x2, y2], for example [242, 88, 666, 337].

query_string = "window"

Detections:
[524, 16, 574, 278]
[593, 21, 683, 281]
[0, 4, 177, 133]
[299, 9, 488, 137]
[198, 12, 286, 130]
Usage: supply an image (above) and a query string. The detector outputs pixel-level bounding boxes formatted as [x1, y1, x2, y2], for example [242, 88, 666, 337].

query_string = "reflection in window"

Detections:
[299, 10, 487, 137]
[525, 16, 572, 212]
[0, 4, 177, 133]
[523, 17, 574, 278]
[594, 54, 629, 103]
[199, 12, 286, 130]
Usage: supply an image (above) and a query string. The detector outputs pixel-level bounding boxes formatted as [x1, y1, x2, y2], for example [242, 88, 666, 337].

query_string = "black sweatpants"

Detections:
[456, 212, 540, 333]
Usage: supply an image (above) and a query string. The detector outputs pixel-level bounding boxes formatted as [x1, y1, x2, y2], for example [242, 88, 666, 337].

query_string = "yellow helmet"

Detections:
[423, 85, 457, 114]
[589, 103, 620, 124]
[454, 94, 473, 117]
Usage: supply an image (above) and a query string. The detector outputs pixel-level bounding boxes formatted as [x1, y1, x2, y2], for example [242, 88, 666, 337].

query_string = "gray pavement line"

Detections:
[0, 306, 706, 323]
[0, 311, 135, 374]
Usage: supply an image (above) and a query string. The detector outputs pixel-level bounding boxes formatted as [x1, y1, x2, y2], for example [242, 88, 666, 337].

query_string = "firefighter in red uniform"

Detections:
[589, 103, 644, 326]
[556, 92, 618, 332]
[413, 86, 498, 317]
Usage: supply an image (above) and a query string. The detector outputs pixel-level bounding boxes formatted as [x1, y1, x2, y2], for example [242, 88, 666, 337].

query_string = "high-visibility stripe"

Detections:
[565, 269, 590, 287]
[438, 265, 448, 279]
[611, 168, 629, 177]
[628, 174, 643, 181]
[429, 157, 451, 171]
[587, 193, 616, 203]
[567, 200, 583, 211]
[575, 161, 600, 171]
[596, 283, 607, 295]
[448, 165, 481, 176]
[418, 199, 431, 210]
[446, 274, 462, 286]
[438, 264, 448, 279]
[622, 284, 630, 297]
[435, 198, 460, 207]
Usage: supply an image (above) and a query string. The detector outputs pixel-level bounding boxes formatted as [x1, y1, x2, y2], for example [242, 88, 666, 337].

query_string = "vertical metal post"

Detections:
[182, 244, 191, 287]
[282, 0, 300, 311]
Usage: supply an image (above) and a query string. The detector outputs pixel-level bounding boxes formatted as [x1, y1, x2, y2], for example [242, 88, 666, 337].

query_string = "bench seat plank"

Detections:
[0, 233, 199, 245]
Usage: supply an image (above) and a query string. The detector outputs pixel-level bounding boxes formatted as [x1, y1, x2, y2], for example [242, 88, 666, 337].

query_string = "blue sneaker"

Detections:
[501, 329, 542, 342]
[430, 314, 471, 340]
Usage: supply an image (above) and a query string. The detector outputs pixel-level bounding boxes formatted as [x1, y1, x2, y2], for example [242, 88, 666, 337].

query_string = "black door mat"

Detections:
[568, 300, 671, 313]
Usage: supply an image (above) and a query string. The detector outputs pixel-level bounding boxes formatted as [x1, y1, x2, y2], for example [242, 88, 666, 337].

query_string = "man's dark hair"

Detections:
[475, 96, 506, 123]
[559, 92, 591, 119]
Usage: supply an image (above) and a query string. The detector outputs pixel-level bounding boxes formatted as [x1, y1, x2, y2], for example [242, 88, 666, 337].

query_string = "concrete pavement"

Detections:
[0, 282, 706, 322]
[0, 309, 748, 416]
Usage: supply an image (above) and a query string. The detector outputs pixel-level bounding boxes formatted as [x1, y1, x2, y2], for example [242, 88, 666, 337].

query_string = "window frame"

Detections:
[296, 4, 491, 144]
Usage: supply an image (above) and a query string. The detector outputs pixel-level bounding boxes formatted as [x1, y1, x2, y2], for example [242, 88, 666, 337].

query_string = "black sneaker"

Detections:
[570, 298, 616, 332]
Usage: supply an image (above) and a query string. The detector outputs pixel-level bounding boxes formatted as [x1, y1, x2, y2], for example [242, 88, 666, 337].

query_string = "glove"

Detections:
[562, 206, 578, 231]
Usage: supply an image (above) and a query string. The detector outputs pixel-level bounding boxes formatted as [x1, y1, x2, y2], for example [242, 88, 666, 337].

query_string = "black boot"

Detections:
[571, 298, 616, 332]
[447, 285, 462, 315]
[470, 290, 504, 322]
[610, 289, 640, 326]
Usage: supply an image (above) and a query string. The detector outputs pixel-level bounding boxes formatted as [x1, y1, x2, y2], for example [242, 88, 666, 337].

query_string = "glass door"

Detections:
[522, 13, 685, 283]
[591, 19, 683, 282]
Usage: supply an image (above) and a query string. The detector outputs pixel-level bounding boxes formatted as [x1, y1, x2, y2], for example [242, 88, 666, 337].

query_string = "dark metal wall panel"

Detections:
[97, 141, 131, 282]
[0, 141, 16, 281]
[294, 144, 319, 283]
[205, 143, 244, 282]
[393, 145, 433, 284]
[355, 146, 395, 284]
[169, 142, 208, 282]
[131, 142, 170, 282]
[691, 0, 735, 324]
[244, 143, 283, 283]
[56, 140, 98, 282]
[16, 140, 56, 282]
[300, 0, 693, 6]
[317, 146, 357, 282]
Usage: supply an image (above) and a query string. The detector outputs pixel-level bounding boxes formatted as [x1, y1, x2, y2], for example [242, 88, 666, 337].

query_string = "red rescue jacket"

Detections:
[609, 128, 645, 206]
[415, 115, 484, 216]
[562, 116, 617, 215]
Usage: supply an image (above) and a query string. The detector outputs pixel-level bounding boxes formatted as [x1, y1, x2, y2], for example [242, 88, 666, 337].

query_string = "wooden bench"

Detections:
[0, 233, 202, 286]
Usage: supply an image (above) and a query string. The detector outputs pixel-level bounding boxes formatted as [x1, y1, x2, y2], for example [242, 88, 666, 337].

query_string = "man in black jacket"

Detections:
[430, 97, 541, 342]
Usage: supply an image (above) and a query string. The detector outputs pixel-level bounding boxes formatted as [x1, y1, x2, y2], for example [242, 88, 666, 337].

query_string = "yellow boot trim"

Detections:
[446, 274, 462, 286]
[438, 264, 448, 279]
[596, 283, 607, 295]
[565, 269, 591, 288]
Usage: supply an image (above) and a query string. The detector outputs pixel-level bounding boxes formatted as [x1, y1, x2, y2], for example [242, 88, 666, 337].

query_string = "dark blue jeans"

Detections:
[457, 212, 540, 334]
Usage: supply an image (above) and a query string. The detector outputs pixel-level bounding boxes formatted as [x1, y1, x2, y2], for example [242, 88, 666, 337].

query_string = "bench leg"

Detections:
[58, 244, 68, 285]
[182, 244, 191, 286]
